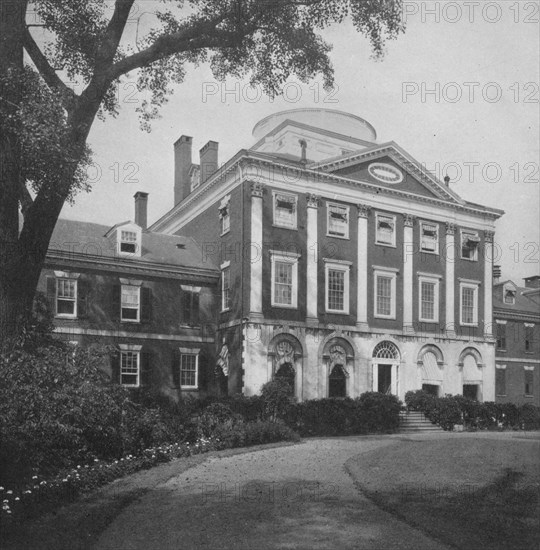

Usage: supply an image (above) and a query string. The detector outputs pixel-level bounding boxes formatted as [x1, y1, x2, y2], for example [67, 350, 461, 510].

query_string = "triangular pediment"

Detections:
[311, 143, 463, 204]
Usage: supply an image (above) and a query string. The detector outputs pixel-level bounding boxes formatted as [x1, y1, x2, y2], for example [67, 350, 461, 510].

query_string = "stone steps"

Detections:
[399, 410, 444, 433]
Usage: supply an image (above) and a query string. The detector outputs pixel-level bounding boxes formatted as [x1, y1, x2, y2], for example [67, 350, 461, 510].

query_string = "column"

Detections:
[306, 194, 319, 324]
[391, 363, 398, 396]
[249, 182, 264, 319]
[356, 204, 370, 330]
[484, 230, 495, 338]
[445, 223, 456, 337]
[403, 214, 415, 330]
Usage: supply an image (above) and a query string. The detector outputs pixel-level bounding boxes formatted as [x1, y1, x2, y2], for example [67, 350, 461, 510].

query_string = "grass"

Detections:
[346, 437, 540, 550]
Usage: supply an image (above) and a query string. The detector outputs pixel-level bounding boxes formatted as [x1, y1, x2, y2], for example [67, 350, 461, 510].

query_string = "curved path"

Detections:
[94, 436, 451, 550]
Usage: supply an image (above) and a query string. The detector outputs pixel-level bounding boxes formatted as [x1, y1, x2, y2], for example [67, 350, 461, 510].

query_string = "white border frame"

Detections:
[418, 275, 440, 323]
[179, 347, 200, 390]
[270, 251, 299, 309]
[373, 269, 397, 319]
[375, 212, 397, 247]
[55, 278, 78, 319]
[272, 190, 298, 230]
[420, 221, 439, 254]
[326, 202, 350, 239]
[325, 260, 351, 314]
[460, 282, 479, 326]
[120, 284, 141, 323]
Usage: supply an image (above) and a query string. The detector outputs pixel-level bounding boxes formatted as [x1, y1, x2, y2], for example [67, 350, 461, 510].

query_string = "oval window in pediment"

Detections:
[368, 162, 404, 184]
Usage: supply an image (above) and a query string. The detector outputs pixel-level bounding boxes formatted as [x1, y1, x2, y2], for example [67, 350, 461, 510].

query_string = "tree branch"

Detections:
[23, 26, 76, 110]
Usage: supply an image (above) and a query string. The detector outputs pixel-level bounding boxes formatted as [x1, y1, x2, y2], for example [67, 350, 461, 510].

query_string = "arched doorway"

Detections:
[267, 334, 303, 400]
[417, 345, 444, 396]
[329, 365, 347, 397]
[322, 337, 354, 398]
[372, 341, 400, 395]
[459, 347, 483, 401]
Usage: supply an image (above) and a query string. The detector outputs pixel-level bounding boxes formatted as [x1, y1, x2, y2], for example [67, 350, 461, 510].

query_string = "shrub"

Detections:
[260, 378, 296, 421]
[521, 404, 540, 430]
[212, 419, 299, 449]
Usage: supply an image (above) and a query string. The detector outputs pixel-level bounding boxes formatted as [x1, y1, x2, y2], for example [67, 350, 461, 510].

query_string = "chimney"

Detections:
[174, 135, 193, 205]
[444, 175, 450, 186]
[493, 265, 501, 283]
[134, 191, 148, 230]
[199, 140, 219, 184]
[524, 275, 540, 289]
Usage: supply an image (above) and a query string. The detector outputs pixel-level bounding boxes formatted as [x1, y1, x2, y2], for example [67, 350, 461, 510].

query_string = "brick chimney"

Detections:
[493, 265, 501, 283]
[174, 135, 193, 205]
[199, 140, 219, 184]
[524, 275, 540, 289]
[134, 191, 148, 229]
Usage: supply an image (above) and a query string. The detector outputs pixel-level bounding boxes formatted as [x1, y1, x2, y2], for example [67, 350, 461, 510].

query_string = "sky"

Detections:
[47, 0, 539, 282]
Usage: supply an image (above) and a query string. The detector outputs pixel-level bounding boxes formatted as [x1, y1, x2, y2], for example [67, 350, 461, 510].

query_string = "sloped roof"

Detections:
[48, 218, 216, 272]
[493, 280, 540, 317]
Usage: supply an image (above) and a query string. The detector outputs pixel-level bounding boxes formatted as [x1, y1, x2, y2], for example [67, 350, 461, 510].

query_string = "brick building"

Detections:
[38, 192, 220, 400]
[494, 273, 540, 406]
[151, 108, 504, 402]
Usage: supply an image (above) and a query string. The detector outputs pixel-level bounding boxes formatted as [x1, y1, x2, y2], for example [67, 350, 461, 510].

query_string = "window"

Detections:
[121, 285, 140, 321]
[120, 230, 137, 254]
[56, 278, 77, 317]
[120, 351, 139, 387]
[460, 283, 479, 326]
[461, 230, 480, 260]
[418, 276, 440, 322]
[374, 269, 397, 319]
[271, 251, 299, 308]
[219, 195, 230, 235]
[325, 261, 351, 313]
[180, 351, 199, 389]
[420, 222, 439, 253]
[273, 192, 297, 229]
[221, 263, 231, 311]
[496, 322, 507, 350]
[504, 289, 516, 304]
[525, 324, 535, 353]
[496, 365, 506, 396]
[327, 203, 349, 238]
[181, 285, 200, 325]
[524, 367, 534, 397]
[375, 213, 396, 246]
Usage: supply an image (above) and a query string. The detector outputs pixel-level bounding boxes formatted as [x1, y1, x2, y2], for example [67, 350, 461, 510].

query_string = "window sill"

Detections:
[326, 309, 349, 315]
[271, 303, 298, 310]
[221, 308, 231, 314]
[419, 318, 439, 324]
[375, 241, 396, 248]
[180, 387, 199, 391]
[460, 323, 478, 327]
[55, 314, 78, 320]
[272, 223, 298, 231]
[327, 233, 349, 240]
[420, 248, 439, 255]
[460, 257, 478, 262]
[121, 320, 141, 324]
[374, 314, 396, 320]
[220, 229, 230, 237]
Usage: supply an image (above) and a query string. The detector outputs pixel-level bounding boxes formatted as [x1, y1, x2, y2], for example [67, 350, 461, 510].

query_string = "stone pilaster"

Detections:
[356, 204, 370, 330]
[403, 214, 415, 330]
[249, 182, 264, 319]
[445, 222, 456, 337]
[306, 194, 319, 324]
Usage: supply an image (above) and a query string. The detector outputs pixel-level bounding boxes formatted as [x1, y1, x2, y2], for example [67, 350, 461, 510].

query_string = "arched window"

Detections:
[372, 341, 400, 395]
[373, 341, 400, 360]
[329, 364, 347, 398]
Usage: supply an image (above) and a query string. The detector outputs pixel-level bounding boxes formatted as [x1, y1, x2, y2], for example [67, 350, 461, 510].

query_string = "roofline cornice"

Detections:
[494, 309, 540, 322]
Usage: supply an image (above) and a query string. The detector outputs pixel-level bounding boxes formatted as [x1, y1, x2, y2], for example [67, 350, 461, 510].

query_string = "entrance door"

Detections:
[329, 365, 346, 397]
[422, 384, 439, 396]
[463, 384, 478, 400]
[378, 364, 392, 394]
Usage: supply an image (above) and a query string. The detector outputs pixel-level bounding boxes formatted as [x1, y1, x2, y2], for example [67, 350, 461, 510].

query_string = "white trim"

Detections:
[221, 265, 231, 312]
[323, 258, 352, 266]
[325, 261, 350, 314]
[121, 284, 140, 323]
[269, 249, 301, 259]
[460, 282, 479, 326]
[54, 271, 80, 279]
[220, 260, 231, 270]
[524, 323, 535, 328]
[180, 285, 201, 293]
[55, 277, 78, 319]
[53, 327, 213, 342]
[458, 277, 482, 285]
[271, 252, 298, 309]
[420, 221, 439, 254]
[118, 343, 143, 351]
[272, 190, 298, 229]
[417, 271, 443, 279]
[119, 349, 140, 388]
[524, 365, 535, 371]
[375, 212, 396, 247]
[179, 348, 200, 389]
[495, 319, 507, 325]
[460, 229, 480, 261]
[372, 265, 400, 273]
[418, 275, 440, 323]
[326, 202, 350, 239]
[374, 269, 397, 319]
[495, 364, 506, 369]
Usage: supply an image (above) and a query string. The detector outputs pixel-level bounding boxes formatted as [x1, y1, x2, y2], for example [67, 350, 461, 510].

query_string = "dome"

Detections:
[252, 108, 377, 143]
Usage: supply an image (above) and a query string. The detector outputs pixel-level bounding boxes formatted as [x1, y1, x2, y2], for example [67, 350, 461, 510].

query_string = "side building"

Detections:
[37, 192, 220, 400]
[151, 108, 504, 402]
[493, 273, 540, 406]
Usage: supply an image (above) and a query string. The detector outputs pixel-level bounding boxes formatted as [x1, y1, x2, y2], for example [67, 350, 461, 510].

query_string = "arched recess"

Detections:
[371, 340, 401, 395]
[214, 343, 229, 397]
[267, 333, 303, 400]
[417, 344, 445, 396]
[458, 347, 484, 401]
[321, 336, 355, 398]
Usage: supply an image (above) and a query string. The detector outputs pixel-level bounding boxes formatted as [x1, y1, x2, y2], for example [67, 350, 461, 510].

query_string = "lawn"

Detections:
[346, 436, 540, 550]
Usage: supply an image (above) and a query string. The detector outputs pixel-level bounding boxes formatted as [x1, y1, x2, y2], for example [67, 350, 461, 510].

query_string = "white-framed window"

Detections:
[375, 213, 396, 247]
[374, 269, 397, 319]
[495, 364, 506, 397]
[121, 284, 140, 322]
[327, 203, 349, 239]
[461, 230, 480, 261]
[219, 195, 231, 235]
[460, 282, 479, 326]
[273, 192, 297, 229]
[221, 262, 231, 312]
[271, 251, 299, 308]
[418, 275, 440, 322]
[420, 222, 439, 253]
[179, 348, 200, 389]
[120, 230, 137, 254]
[120, 350, 140, 387]
[524, 366, 534, 397]
[504, 289, 516, 304]
[56, 278, 77, 318]
[325, 260, 351, 313]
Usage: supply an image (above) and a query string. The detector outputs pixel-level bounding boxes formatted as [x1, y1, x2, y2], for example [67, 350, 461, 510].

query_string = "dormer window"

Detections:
[461, 230, 480, 261]
[504, 289, 516, 304]
[120, 231, 137, 253]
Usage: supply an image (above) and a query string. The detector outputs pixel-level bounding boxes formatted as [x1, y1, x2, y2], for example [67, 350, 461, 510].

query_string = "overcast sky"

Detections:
[52, 1, 539, 282]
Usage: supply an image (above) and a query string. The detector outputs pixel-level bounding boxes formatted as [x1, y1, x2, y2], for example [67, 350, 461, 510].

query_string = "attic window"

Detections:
[120, 231, 137, 254]
[461, 230, 480, 261]
[504, 289, 516, 304]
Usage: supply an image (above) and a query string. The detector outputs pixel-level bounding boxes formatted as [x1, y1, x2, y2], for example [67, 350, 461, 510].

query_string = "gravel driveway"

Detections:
[94, 436, 451, 550]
